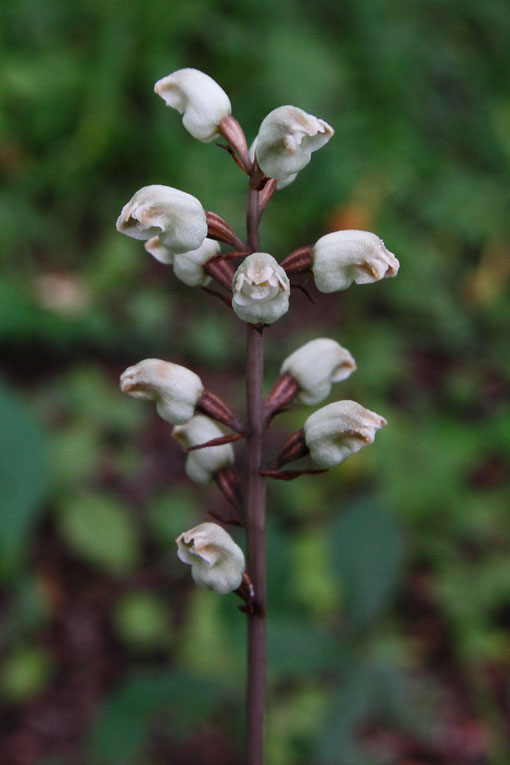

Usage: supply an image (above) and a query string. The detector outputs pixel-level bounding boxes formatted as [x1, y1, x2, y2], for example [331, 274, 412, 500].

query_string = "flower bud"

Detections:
[232, 253, 290, 325]
[173, 415, 235, 484]
[253, 106, 334, 187]
[303, 400, 387, 467]
[154, 68, 231, 143]
[176, 522, 245, 594]
[281, 338, 356, 405]
[311, 230, 400, 293]
[116, 185, 207, 254]
[120, 359, 204, 425]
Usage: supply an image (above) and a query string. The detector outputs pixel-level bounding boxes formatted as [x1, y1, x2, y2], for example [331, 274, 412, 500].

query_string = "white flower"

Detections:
[154, 68, 231, 143]
[232, 253, 290, 324]
[173, 238, 221, 286]
[116, 185, 207, 254]
[303, 400, 387, 467]
[254, 106, 334, 186]
[281, 338, 356, 405]
[144, 236, 220, 286]
[311, 230, 400, 293]
[173, 415, 235, 484]
[120, 359, 203, 425]
[144, 236, 174, 265]
[176, 522, 245, 594]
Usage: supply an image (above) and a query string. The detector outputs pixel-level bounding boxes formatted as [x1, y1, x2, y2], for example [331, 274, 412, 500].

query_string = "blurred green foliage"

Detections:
[1, 0, 510, 763]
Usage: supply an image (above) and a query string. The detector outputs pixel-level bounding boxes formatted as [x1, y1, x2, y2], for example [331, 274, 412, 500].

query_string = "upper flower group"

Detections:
[115, 68, 400, 326]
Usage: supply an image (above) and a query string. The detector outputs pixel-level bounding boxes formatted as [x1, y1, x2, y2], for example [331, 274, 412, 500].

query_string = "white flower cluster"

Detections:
[279, 339, 386, 467]
[116, 67, 399, 594]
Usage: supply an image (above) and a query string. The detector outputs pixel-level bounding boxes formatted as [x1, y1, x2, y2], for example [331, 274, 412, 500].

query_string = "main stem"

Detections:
[245, 187, 266, 765]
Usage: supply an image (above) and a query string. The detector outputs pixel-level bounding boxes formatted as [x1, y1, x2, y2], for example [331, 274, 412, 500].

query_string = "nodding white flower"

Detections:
[173, 415, 235, 484]
[254, 106, 334, 187]
[145, 237, 220, 286]
[154, 68, 231, 143]
[232, 253, 290, 325]
[281, 338, 356, 405]
[116, 185, 207, 255]
[176, 522, 245, 594]
[303, 400, 387, 467]
[311, 230, 400, 293]
[120, 359, 203, 425]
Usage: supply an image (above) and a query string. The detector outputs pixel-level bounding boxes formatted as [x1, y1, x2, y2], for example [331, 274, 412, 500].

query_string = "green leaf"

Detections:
[0, 381, 48, 580]
[268, 618, 345, 677]
[329, 497, 404, 627]
[57, 493, 139, 576]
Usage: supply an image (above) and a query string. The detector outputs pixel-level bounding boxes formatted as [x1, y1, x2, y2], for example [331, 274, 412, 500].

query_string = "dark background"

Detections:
[1, 1, 510, 763]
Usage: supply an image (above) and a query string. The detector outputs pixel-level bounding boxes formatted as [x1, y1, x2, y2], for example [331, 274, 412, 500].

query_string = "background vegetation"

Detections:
[1, 0, 509, 763]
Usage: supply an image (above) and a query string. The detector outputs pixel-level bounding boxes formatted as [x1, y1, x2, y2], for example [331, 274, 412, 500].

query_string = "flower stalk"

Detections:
[244, 186, 267, 765]
[115, 68, 398, 765]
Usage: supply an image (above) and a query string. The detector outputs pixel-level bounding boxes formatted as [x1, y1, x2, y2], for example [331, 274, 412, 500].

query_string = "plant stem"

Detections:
[245, 187, 266, 765]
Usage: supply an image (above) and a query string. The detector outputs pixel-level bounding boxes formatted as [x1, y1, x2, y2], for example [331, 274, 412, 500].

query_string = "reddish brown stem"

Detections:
[245, 187, 266, 765]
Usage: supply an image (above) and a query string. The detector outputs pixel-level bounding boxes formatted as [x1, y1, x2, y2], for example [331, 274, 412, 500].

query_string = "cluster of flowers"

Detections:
[116, 69, 399, 596]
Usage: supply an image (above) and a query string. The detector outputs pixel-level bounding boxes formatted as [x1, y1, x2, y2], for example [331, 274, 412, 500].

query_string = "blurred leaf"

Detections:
[88, 670, 227, 764]
[177, 589, 244, 683]
[147, 490, 198, 546]
[57, 493, 139, 575]
[0, 645, 54, 703]
[268, 618, 345, 678]
[329, 496, 404, 627]
[314, 661, 381, 765]
[113, 591, 171, 651]
[0, 381, 48, 580]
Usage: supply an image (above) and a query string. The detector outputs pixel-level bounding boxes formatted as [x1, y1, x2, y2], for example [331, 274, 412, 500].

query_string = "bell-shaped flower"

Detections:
[116, 185, 207, 254]
[303, 400, 387, 468]
[173, 415, 235, 484]
[254, 106, 334, 187]
[154, 68, 231, 143]
[311, 230, 400, 293]
[145, 236, 220, 286]
[176, 522, 245, 594]
[232, 252, 290, 324]
[120, 359, 203, 425]
[280, 338, 356, 405]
